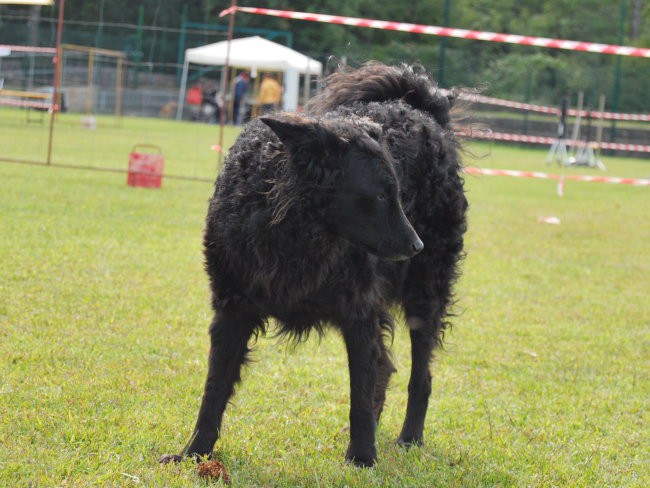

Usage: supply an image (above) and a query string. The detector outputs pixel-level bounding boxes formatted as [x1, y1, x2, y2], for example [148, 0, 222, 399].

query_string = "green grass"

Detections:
[1, 115, 648, 487]
[0, 106, 241, 180]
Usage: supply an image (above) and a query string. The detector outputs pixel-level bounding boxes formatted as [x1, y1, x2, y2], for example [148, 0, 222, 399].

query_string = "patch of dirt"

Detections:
[197, 460, 230, 484]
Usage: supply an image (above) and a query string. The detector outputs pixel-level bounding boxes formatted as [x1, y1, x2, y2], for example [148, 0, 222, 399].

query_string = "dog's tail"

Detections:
[307, 62, 456, 128]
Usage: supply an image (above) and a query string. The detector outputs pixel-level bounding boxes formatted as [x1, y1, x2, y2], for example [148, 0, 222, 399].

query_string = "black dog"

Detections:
[160, 63, 467, 468]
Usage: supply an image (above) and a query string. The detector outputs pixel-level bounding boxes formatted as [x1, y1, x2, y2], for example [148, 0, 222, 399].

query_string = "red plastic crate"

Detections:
[127, 144, 164, 188]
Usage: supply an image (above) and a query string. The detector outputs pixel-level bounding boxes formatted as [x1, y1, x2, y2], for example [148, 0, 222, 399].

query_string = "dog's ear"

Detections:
[261, 115, 340, 184]
[260, 115, 327, 151]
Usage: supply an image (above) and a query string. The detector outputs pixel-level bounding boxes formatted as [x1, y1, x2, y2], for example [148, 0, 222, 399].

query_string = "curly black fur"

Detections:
[308, 63, 467, 343]
[307, 62, 458, 128]
[160, 63, 468, 469]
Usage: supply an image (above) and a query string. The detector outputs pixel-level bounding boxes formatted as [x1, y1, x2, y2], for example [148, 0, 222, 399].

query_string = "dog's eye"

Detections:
[376, 193, 386, 201]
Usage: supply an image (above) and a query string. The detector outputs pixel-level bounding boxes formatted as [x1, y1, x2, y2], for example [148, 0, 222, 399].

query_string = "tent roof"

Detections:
[184, 36, 322, 75]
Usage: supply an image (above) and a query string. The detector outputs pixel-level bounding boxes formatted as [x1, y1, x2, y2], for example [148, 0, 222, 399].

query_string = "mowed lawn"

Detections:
[0, 116, 649, 487]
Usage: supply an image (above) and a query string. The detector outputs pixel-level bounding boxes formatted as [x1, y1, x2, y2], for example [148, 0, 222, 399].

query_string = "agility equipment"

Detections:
[547, 97, 570, 166]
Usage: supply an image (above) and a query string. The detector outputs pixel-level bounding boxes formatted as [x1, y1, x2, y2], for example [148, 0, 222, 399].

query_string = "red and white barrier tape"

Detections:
[460, 93, 558, 115]
[466, 130, 650, 153]
[460, 93, 650, 122]
[464, 167, 650, 186]
[221, 6, 650, 58]
[0, 97, 53, 111]
[0, 44, 57, 54]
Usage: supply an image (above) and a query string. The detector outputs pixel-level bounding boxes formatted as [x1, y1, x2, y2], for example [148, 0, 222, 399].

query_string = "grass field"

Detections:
[1, 113, 649, 487]
[0, 107, 240, 180]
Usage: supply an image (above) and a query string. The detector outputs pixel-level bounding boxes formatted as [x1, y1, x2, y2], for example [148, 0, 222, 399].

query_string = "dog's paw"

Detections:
[158, 454, 184, 464]
[396, 436, 423, 449]
[345, 454, 377, 468]
[345, 445, 377, 468]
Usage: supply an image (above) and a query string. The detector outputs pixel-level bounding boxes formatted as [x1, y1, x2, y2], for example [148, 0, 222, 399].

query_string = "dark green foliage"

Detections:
[0, 0, 647, 111]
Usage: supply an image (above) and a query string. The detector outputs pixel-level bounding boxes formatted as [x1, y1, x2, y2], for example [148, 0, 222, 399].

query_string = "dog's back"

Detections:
[307, 62, 456, 128]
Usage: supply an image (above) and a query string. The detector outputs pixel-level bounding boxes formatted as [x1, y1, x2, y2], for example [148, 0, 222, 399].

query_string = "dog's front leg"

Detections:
[342, 320, 381, 467]
[159, 306, 259, 464]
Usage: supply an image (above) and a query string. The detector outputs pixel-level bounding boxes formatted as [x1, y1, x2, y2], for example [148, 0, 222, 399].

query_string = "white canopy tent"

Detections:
[176, 36, 322, 120]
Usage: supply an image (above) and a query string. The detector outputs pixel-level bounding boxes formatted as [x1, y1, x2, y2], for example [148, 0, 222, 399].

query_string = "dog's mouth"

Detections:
[360, 238, 423, 261]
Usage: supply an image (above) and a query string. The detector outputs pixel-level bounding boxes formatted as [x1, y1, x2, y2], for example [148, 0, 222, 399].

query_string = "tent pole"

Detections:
[218, 0, 237, 166]
[303, 58, 310, 106]
[176, 58, 189, 120]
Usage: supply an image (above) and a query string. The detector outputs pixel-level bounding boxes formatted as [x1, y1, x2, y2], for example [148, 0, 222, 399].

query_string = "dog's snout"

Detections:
[412, 238, 424, 254]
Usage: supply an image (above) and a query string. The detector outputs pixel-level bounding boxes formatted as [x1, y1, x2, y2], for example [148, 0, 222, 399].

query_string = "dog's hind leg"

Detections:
[159, 305, 260, 463]
[342, 319, 382, 467]
[398, 239, 462, 447]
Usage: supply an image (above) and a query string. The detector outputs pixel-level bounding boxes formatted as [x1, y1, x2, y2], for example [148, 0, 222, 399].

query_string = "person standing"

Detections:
[258, 73, 282, 114]
[232, 71, 249, 125]
[186, 83, 203, 120]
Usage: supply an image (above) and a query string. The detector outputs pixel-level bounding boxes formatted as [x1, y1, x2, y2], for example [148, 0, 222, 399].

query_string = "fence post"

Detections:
[47, 0, 65, 166]
[438, 0, 450, 87]
[524, 70, 532, 135]
[610, 0, 628, 145]
[135, 5, 144, 89]
[176, 5, 189, 83]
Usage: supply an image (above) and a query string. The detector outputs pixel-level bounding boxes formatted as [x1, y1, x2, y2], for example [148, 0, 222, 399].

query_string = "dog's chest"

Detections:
[256, 248, 389, 323]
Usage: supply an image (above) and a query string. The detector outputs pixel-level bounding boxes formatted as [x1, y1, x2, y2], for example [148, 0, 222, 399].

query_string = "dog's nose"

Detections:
[412, 238, 424, 254]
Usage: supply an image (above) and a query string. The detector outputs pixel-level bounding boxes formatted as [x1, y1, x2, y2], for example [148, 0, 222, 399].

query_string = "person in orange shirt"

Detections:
[258, 73, 282, 114]
[186, 84, 203, 120]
